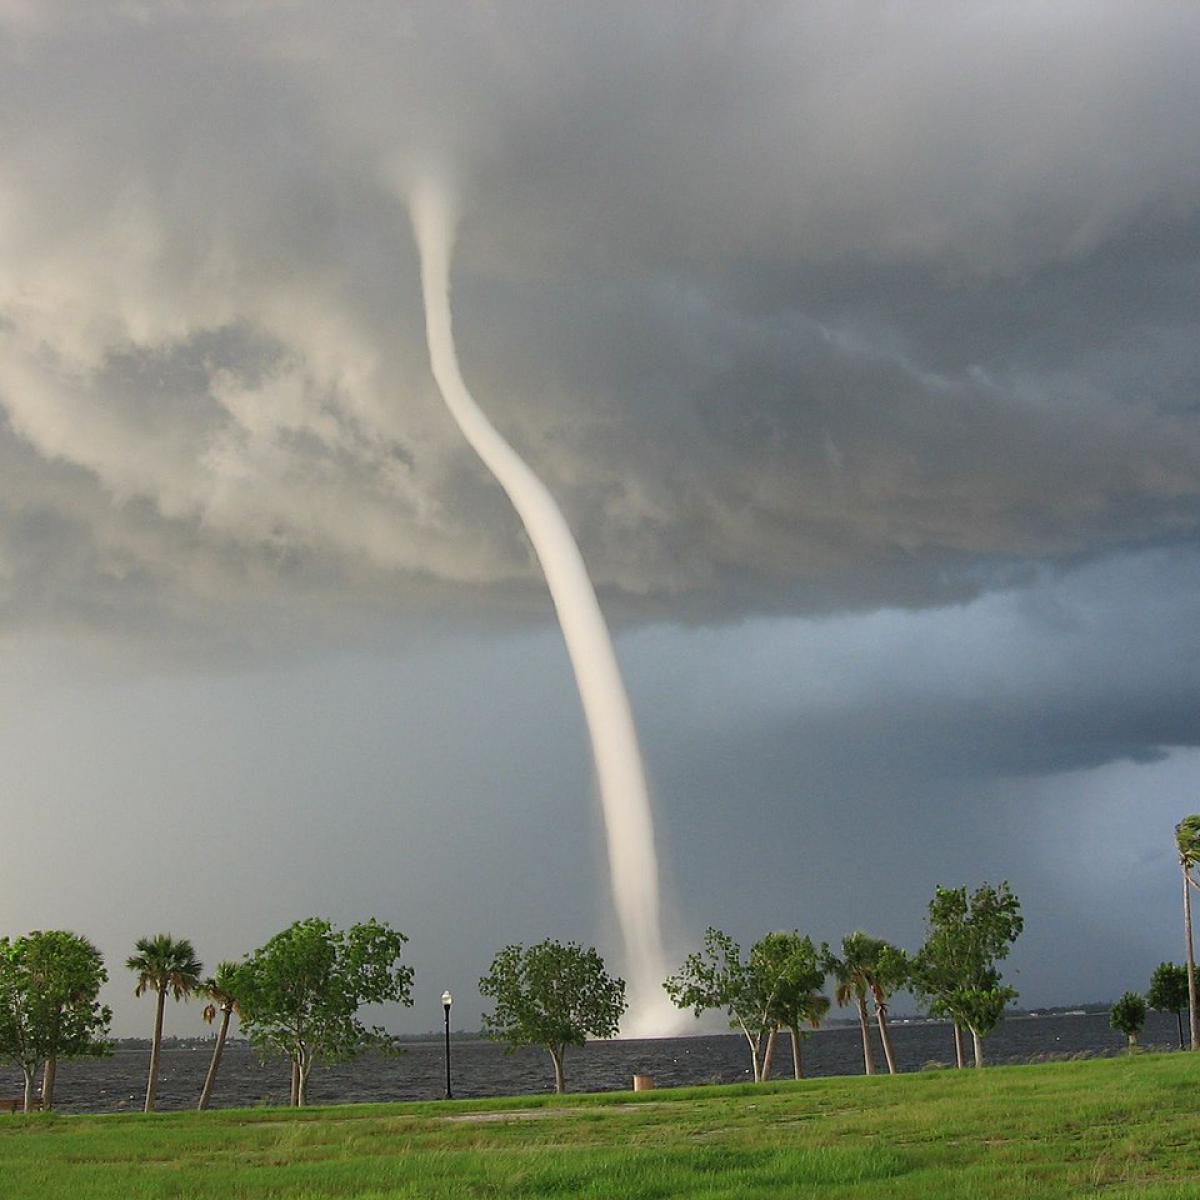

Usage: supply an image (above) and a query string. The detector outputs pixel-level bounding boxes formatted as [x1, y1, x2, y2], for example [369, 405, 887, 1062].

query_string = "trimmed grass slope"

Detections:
[1, 1053, 1198, 1198]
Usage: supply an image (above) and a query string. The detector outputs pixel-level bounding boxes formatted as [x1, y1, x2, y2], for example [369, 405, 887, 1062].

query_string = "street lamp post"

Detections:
[441, 990, 453, 1099]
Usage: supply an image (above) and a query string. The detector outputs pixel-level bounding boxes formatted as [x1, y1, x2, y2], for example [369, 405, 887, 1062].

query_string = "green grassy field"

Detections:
[2, 1053, 1198, 1199]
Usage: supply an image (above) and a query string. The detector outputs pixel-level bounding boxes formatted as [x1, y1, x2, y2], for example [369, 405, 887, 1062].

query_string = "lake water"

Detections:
[1, 1010, 1183, 1114]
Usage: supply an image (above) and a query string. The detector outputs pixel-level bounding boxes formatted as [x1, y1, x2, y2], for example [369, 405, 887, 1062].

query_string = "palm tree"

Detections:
[827, 936, 877, 1076]
[867, 942, 909, 1076]
[126, 934, 203, 1112]
[780, 989, 829, 1080]
[1177, 817, 1200, 1050]
[828, 933, 907, 1076]
[198, 961, 242, 1110]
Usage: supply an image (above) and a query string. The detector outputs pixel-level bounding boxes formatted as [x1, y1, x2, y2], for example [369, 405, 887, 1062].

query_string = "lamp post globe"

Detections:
[441, 990, 453, 1099]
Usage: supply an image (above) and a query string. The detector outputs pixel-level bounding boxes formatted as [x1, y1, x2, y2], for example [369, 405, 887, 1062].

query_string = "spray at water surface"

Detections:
[409, 179, 674, 1031]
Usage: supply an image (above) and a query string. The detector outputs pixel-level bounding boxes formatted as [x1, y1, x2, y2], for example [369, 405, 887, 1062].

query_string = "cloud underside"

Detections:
[2, 3, 1200, 642]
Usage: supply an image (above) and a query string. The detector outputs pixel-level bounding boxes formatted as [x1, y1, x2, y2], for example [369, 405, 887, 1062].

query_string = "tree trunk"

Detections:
[549, 1047, 565, 1094]
[856, 995, 876, 1075]
[952, 1022, 965, 1069]
[873, 993, 898, 1075]
[788, 1026, 804, 1080]
[290, 1059, 300, 1107]
[198, 1007, 232, 1110]
[1177, 1009, 1185, 1050]
[1127, 1031, 1139, 1052]
[740, 1027, 763, 1082]
[42, 1058, 57, 1110]
[1185, 868, 1199, 1050]
[22, 1067, 35, 1114]
[760, 1027, 778, 1081]
[971, 1028, 984, 1068]
[298, 1053, 313, 1106]
[145, 987, 166, 1112]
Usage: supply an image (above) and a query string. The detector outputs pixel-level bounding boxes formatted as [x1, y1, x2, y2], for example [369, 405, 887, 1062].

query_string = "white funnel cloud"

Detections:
[409, 178, 674, 1032]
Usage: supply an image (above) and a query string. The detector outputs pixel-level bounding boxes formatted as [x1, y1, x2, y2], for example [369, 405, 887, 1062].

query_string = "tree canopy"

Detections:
[127, 934, 203, 1004]
[1147, 962, 1190, 1015]
[753, 931, 828, 1034]
[1176, 816, 1200, 868]
[479, 940, 625, 1094]
[236, 917, 413, 1105]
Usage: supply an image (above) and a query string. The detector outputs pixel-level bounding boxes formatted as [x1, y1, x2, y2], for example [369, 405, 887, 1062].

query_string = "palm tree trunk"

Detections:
[22, 1066, 35, 1113]
[198, 1007, 232, 1110]
[952, 1022, 965, 1068]
[1185, 868, 1199, 1050]
[788, 1025, 804, 1080]
[549, 1046, 565, 1094]
[760, 1027, 778, 1081]
[971, 1027, 985, 1067]
[856, 995, 876, 1075]
[145, 987, 166, 1112]
[873, 992, 898, 1075]
[42, 1058, 57, 1110]
[290, 1059, 300, 1107]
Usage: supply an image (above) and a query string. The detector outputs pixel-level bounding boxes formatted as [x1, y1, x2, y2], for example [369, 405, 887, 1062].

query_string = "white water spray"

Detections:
[409, 179, 672, 1030]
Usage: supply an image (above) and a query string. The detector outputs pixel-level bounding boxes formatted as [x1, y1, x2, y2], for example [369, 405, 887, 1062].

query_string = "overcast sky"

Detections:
[3, 2, 1200, 1039]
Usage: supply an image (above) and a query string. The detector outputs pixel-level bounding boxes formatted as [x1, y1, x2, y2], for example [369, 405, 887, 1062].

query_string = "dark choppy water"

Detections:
[1, 1011, 1183, 1114]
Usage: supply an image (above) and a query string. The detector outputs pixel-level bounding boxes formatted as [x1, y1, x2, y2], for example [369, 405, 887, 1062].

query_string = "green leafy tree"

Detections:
[1147, 962, 1192, 1050]
[910, 891, 970, 1067]
[825, 933, 907, 1076]
[480, 940, 625, 1094]
[0, 931, 111, 1112]
[751, 931, 828, 1080]
[1110, 991, 1147, 1051]
[236, 918, 413, 1105]
[198, 961, 244, 1110]
[127, 933, 203, 1112]
[665, 928, 774, 1081]
[910, 882, 1023, 1067]
[1175, 816, 1200, 1049]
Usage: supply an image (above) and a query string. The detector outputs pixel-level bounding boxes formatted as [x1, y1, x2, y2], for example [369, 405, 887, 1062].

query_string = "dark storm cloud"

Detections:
[1, 2, 1199, 635]
[640, 551, 1200, 802]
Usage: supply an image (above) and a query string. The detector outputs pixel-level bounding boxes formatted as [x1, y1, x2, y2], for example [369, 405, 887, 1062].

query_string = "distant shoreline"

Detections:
[107, 1004, 1121, 1051]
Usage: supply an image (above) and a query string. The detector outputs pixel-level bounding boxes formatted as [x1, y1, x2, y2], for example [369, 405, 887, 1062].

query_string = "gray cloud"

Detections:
[1, 3, 1199, 641]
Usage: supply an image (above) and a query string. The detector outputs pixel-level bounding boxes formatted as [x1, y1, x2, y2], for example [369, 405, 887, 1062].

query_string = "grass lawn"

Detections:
[1, 1053, 1198, 1198]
